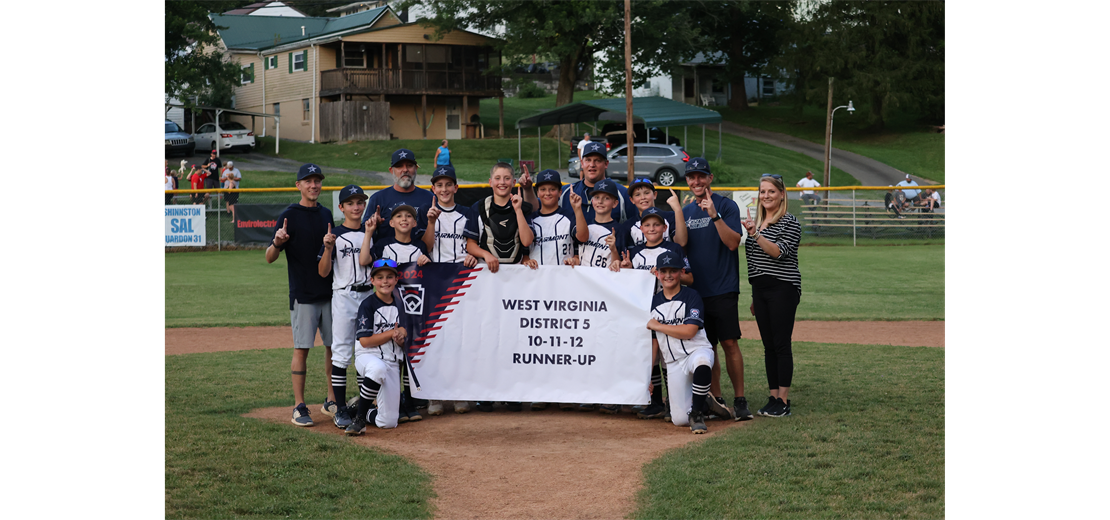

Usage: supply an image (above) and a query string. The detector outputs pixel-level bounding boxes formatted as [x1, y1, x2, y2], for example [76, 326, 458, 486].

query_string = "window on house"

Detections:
[762, 77, 775, 96]
[303, 99, 311, 121]
[267, 56, 277, 69]
[344, 48, 366, 68]
[293, 52, 305, 71]
[241, 64, 254, 84]
[273, 103, 280, 117]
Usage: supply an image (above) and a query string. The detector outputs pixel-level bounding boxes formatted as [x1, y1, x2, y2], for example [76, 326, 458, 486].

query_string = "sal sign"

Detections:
[165, 205, 206, 246]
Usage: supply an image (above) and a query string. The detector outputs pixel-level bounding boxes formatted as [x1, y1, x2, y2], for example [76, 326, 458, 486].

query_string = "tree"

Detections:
[791, 1, 945, 128]
[688, 1, 791, 111]
[590, 1, 701, 97]
[165, 1, 246, 109]
[412, 0, 626, 109]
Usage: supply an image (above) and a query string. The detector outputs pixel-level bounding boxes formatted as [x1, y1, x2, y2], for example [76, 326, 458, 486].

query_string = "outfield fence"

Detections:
[165, 185, 944, 248]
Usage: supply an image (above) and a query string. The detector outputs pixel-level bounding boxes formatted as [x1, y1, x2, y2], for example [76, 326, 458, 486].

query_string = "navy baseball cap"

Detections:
[630, 177, 655, 192]
[684, 157, 711, 177]
[655, 250, 683, 270]
[391, 148, 417, 167]
[588, 179, 620, 200]
[391, 204, 417, 219]
[581, 141, 607, 159]
[640, 206, 666, 225]
[535, 169, 562, 188]
[339, 184, 368, 203]
[430, 165, 457, 183]
[297, 163, 325, 181]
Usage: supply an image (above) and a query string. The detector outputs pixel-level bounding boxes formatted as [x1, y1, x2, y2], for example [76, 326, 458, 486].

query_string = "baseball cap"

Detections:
[905, 174, 912, 180]
[684, 157, 711, 176]
[339, 184, 368, 203]
[370, 258, 399, 277]
[390, 204, 417, 219]
[226, 160, 234, 166]
[430, 165, 457, 184]
[655, 250, 683, 270]
[588, 179, 620, 200]
[581, 141, 607, 159]
[639, 206, 666, 225]
[630, 177, 655, 193]
[391, 148, 417, 167]
[297, 163, 325, 181]
[534, 169, 562, 188]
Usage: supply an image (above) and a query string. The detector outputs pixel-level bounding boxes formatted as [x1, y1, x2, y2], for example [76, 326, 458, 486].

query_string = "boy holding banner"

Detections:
[576, 179, 622, 413]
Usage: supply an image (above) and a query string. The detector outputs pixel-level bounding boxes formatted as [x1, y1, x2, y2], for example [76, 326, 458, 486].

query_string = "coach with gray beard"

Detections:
[363, 148, 435, 242]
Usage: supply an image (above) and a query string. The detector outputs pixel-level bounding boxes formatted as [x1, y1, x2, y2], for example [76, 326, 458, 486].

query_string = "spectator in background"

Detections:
[201, 150, 222, 205]
[916, 188, 941, 212]
[577, 132, 591, 162]
[796, 171, 822, 205]
[165, 161, 175, 205]
[896, 174, 920, 207]
[884, 185, 905, 219]
[188, 165, 206, 205]
[222, 160, 243, 220]
[434, 140, 452, 167]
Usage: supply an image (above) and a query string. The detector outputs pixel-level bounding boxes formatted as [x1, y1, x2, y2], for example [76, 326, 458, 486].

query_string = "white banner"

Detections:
[165, 205, 206, 246]
[409, 264, 655, 404]
[732, 191, 758, 241]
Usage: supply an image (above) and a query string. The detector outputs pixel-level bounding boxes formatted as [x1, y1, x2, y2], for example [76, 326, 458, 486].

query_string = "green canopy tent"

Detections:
[514, 96, 723, 170]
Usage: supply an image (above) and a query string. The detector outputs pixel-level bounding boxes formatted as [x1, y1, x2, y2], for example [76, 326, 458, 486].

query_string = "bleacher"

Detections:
[799, 197, 945, 239]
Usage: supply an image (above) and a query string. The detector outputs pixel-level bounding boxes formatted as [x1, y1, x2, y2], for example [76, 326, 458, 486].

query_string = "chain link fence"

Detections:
[165, 185, 943, 249]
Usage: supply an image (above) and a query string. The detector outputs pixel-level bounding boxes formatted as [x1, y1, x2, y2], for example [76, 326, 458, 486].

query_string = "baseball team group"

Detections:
[265, 142, 802, 436]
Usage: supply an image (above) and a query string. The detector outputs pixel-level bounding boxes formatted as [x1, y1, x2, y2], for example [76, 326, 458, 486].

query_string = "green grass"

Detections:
[166, 348, 434, 519]
[636, 339, 944, 519]
[166, 245, 943, 327]
[714, 104, 945, 184]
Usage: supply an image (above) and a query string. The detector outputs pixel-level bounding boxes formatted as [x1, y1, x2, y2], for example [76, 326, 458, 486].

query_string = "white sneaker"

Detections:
[454, 401, 471, 414]
[427, 400, 444, 416]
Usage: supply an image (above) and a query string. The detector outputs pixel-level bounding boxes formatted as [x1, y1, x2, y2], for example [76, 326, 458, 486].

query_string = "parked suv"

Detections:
[193, 121, 256, 153]
[568, 143, 689, 187]
[165, 120, 194, 157]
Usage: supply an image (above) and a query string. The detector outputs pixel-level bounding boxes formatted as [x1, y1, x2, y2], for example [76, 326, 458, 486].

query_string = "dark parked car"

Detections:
[165, 120, 194, 157]
[568, 143, 689, 187]
[600, 122, 682, 148]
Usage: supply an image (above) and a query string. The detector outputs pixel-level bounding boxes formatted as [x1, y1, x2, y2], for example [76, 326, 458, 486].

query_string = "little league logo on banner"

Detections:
[396, 263, 656, 405]
[165, 205, 205, 246]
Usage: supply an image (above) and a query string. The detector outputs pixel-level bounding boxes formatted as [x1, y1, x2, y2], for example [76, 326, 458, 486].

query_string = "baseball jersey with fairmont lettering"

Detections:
[370, 236, 428, 264]
[427, 204, 474, 263]
[354, 293, 404, 362]
[528, 207, 579, 265]
[579, 216, 617, 269]
[318, 225, 372, 290]
[651, 286, 712, 364]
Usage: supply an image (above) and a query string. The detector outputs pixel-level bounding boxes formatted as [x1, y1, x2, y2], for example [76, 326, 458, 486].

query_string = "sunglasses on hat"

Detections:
[372, 258, 398, 269]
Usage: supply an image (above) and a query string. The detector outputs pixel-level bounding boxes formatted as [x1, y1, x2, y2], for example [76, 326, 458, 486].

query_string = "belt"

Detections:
[351, 285, 372, 292]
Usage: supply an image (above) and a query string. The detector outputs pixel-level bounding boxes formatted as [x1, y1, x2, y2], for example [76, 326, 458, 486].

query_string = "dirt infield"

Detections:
[165, 321, 944, 356]
[170, 321, 943, 519]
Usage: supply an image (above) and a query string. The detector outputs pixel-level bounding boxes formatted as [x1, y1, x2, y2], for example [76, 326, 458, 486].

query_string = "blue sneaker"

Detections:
[291, 403, 313, 427]
[333, 406, 353, 429]
[321, 400, 338, 418]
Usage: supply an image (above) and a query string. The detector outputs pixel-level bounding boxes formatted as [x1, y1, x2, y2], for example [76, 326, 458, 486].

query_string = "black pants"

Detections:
[750, 275, 799, 390]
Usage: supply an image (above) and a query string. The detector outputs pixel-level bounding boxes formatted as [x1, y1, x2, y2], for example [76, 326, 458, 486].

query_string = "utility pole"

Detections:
[624, 0, 634, 186]
[822, 78, 833, 204]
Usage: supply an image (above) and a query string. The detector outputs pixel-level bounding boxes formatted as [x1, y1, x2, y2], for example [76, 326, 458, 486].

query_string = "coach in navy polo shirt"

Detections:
[559, 141, 635, 223]
[266, 163, 338, 427]
[681, 158, 753, 421]
[362, 148, 434, 242]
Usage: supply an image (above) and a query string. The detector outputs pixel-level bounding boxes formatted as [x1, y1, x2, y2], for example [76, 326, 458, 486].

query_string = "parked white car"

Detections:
[193, 121, 255, 153]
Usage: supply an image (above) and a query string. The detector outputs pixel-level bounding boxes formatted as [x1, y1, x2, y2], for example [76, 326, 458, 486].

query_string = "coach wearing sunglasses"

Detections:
[680, 158, 753, 421]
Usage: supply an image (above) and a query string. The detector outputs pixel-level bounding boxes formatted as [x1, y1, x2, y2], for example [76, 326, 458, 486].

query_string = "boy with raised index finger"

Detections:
[347, 258, 409, 435]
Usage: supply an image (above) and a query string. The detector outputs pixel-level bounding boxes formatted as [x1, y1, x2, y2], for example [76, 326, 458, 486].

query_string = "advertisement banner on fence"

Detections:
[234, 204, 291, 244]
[731, 191, 757, 241]
[165, 205, 205, 246]
[404, 263, 655, 404]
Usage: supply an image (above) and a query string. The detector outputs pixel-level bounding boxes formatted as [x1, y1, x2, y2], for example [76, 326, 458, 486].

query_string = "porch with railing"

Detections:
[319, 68, 502, 96]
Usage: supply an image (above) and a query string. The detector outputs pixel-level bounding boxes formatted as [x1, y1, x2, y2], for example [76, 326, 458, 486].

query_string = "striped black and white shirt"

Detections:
[744, 213, 802, 291]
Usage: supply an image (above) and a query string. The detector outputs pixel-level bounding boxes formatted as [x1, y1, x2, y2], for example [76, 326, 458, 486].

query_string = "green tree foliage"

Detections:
[591, 1, 701, 98]
[165, 1, 247, 108]
[787, 1, 945, 128]
[412, 0, 625, 109]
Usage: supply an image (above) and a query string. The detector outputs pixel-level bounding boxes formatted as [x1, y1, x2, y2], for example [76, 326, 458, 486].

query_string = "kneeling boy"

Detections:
[646, 251, 715, 434]
[347, 259, 408, 435]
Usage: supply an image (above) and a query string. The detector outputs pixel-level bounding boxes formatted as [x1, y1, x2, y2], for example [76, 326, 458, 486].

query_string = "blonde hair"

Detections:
[755, 177, 788, 228]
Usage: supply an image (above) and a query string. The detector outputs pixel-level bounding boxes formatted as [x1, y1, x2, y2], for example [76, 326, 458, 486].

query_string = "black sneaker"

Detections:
[636, 403, 666, 419]
[663, 403, 671, 423]
[689, 410, 707, 434]
[476, 401, 494, 412]
[757, 396, 776, 416]
[733, 396, 754, 421]
[333, 406, 354, 429]
[505, 401, 523, 412]
[577, 403, 597, 412]
[599, 404, 620, 415]
[706, 394, 735, 420]
[345, 415, 367, 436]
[764, 397, 791, 417]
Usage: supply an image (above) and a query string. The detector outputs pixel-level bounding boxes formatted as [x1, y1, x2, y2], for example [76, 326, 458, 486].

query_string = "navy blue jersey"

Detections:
[528, 207, 578, 265]
[355, 293, 404, 362]
[651, 286, 712, 364]
[272, 203, 334, 310]
[558, 180, 636, 223]
[427, 204, 475, 263]
[682, 193, 743, 298]
[370, 236, 428, 264]
[362, 186, 433, 242]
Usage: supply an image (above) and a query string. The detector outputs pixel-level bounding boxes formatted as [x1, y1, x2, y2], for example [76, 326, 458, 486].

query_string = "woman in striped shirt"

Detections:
[742, 174, 802, 418]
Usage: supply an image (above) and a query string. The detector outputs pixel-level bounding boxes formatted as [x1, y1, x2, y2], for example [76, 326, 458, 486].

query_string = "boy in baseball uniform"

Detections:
[575, 179, 621, 413]
[317, 185, 375, 429]
[614, 178, 688, 251]
[646, 250, 716, 433]
[421, 165, 478, 416]
[347, 259, 409, 435]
